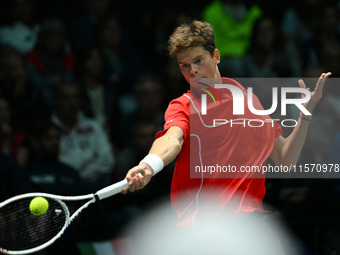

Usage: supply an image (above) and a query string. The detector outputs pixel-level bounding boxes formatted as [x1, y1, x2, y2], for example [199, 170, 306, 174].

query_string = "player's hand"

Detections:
[121, 163, 153, 194]
[298, 72, 332, 113]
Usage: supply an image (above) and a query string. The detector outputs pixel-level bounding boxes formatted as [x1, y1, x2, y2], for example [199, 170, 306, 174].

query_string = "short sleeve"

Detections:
[155, 94, 190, 140]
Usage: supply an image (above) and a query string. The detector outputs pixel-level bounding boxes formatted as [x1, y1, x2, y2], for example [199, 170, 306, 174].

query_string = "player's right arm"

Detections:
[122, 126, 184, 193]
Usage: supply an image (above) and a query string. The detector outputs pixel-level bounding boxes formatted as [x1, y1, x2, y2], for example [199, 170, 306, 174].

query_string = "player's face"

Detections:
[177, 46, 220, 84]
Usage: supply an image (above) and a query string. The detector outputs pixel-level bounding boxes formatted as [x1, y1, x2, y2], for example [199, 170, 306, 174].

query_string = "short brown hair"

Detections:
[168, 20, 215, 58]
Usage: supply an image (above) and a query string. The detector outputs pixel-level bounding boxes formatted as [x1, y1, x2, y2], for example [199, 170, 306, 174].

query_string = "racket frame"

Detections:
[0, 178, 130, 254]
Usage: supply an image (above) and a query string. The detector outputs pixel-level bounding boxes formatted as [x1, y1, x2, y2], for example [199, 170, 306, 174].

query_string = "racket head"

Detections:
[0, 193, 69, 254]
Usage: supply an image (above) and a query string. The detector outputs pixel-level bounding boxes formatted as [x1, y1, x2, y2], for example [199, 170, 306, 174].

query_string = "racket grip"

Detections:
[95, 173, 143, 200]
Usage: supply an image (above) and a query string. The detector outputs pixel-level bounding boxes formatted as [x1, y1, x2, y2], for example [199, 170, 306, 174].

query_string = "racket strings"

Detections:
[0, 197, 66, 251]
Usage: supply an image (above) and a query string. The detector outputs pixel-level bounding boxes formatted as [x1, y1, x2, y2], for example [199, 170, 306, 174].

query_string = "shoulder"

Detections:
[170, 92, 191, 104]
[165, 92, 191, 116]
[156, 92, 191, 140]
[78, 113, 100, 127]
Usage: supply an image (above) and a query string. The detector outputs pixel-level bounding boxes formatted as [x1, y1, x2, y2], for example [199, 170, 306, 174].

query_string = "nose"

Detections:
[190, 66, 198, 77]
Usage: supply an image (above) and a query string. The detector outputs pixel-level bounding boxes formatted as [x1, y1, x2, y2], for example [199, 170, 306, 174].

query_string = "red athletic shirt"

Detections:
[156, 78, 283, 226]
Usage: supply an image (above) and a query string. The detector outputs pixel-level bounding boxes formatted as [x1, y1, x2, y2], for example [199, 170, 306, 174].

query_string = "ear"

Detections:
[213, 49, 220, 64]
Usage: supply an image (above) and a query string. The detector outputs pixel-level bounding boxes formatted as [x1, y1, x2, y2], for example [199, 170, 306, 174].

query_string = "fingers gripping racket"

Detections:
[0, 174, 140, 254]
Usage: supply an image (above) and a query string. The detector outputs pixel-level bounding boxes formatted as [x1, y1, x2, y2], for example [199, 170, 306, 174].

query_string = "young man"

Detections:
[123, 20, 331, 226]
[51, 82, 115, 194]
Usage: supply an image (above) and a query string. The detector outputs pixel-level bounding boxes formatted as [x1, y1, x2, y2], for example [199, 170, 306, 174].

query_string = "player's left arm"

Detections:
[270, 72, 332, 167]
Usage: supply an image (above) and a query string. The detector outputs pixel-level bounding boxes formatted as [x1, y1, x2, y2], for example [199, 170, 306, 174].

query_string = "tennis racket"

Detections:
[0, 174, 141, 254]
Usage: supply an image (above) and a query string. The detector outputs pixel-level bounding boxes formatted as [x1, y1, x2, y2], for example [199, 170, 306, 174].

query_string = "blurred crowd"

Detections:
[0, 0, 340, 254]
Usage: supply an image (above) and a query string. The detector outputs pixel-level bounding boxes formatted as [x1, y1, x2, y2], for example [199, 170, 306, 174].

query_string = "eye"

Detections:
[194, 58, 202, 64]
[180, 63, 189, 69]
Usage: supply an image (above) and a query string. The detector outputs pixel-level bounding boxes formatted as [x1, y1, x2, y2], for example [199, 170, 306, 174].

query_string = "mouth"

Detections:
[190, 78, 208, 88]
[190, 77, 223, 89]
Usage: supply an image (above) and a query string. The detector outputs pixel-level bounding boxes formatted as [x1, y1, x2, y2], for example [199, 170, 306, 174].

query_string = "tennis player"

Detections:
[123, 20, 331, 227]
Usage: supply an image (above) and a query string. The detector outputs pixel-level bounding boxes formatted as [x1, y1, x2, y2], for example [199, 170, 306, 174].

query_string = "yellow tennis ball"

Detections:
[29, 197, 49, 216]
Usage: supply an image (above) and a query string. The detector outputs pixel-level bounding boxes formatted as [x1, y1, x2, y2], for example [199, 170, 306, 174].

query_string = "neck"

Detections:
[215, 68, 222, 82]
[55, 112, 78, 128]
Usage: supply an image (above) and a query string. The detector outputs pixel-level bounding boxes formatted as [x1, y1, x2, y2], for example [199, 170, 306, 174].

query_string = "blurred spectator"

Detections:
[117, 74, 165, 149]
[0, 96, 29, 168]
[254, 0, 288, 25]
[114, 120, 172, 207]
[25, 18, 74, 107]
[0, 0, 39, 54]
[94, 15, 149, 95]
[115, 121, 157, 176]
[25, 119, 82, 195]
[161, 54, 189, 103]
[0, 48, 47, 130]
[132, 75, 165, 128]
[241, 17, 302, 78]
[281, 0, 322, 70]
[317, 4, 340, 51]
[319, 41, 340, 78]
[303, 41, 340, 79]
[74, 45, 118, 135]
[0, 152, 32, 202]
[281, 0, 320, 43]
[298, 3, 340, 76]
[68, 0, 110, 52]
[202, 0, 262, 76]
[303, 65, 326, 78]
[51, 82, 115, 194]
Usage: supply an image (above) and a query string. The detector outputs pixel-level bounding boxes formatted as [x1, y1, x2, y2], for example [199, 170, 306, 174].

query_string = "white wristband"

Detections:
[140, 154, 164, 176]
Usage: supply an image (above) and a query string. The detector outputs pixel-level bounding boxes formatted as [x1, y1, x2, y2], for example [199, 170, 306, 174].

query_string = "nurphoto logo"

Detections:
[194, 78, 312, 128]
[201, 84, 311, 116]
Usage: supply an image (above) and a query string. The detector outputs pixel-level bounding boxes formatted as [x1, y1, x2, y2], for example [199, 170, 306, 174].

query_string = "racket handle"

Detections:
[95, 173, 143, 200]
